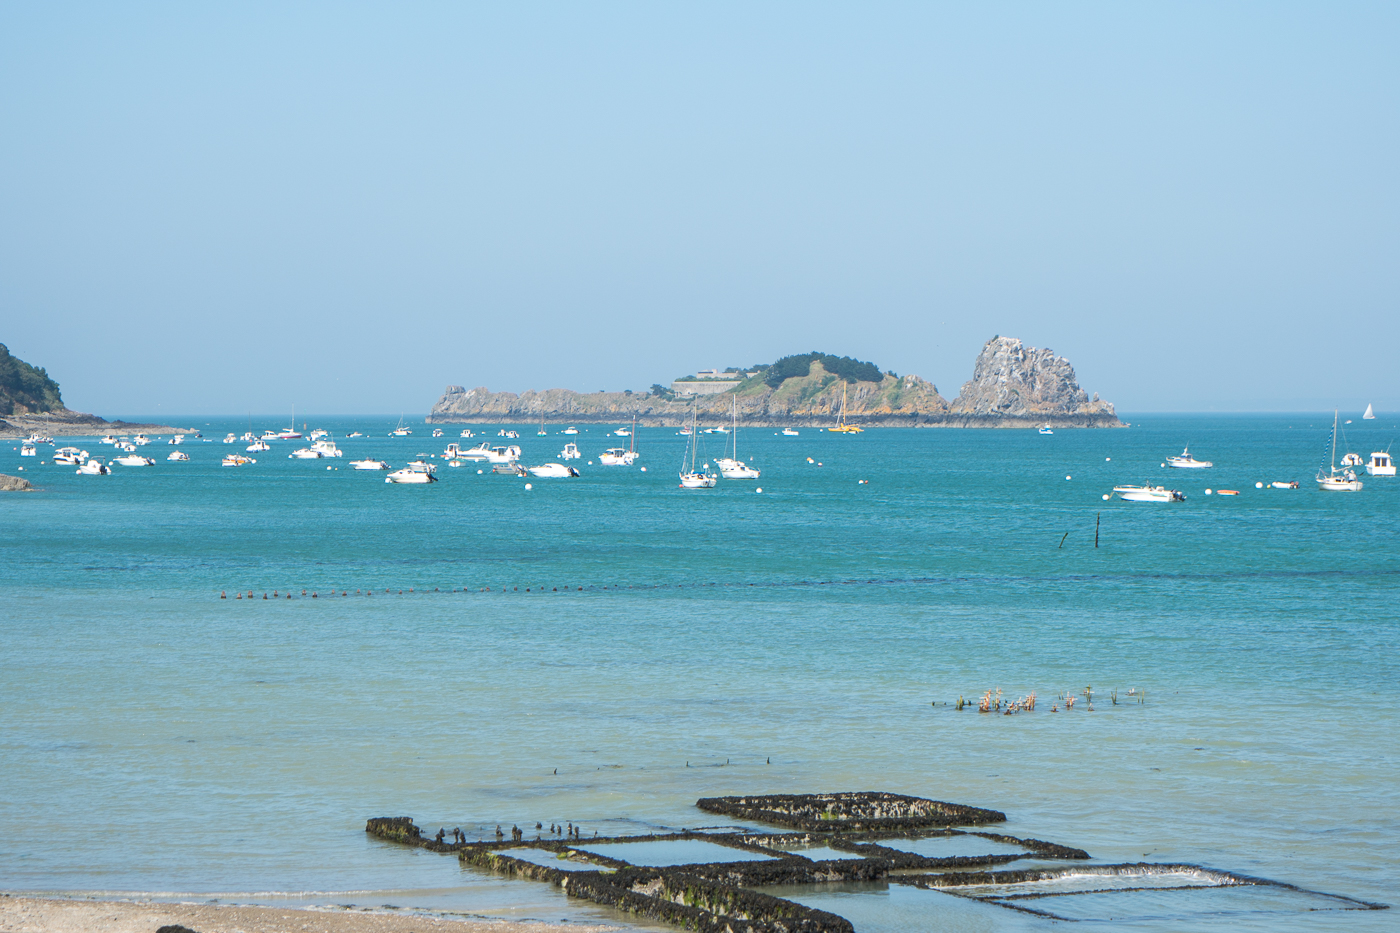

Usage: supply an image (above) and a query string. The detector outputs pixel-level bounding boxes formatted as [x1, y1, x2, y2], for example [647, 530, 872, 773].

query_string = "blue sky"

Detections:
[2, 2, 1396, 416]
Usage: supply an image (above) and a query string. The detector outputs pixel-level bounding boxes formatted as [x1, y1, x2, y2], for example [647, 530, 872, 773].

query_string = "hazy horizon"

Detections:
[4, 3, 1397, 417]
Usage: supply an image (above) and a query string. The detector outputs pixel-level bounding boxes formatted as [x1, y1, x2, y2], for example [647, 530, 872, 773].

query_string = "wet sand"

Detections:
[0, 896, 617, 933]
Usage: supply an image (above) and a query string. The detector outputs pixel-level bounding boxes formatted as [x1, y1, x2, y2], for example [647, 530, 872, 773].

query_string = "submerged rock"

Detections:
[0, 473, 35, 492]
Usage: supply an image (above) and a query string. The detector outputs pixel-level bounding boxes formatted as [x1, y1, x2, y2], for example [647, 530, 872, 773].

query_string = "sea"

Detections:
[2, 414, 1396, 932]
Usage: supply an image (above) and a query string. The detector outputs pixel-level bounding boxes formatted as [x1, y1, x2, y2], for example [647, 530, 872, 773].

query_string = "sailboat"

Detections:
[600, 416, 639, 465]
[678, 410, 716, 488]
[275, 406, 302, 440]
[1363, 403, 1376, 420]
[538, 411, 548, 436]
[716, 396, 759, 479]
[390, 415, 412, 437]
[1317, 410, 1363, 491]
[828, 383, 863, 433]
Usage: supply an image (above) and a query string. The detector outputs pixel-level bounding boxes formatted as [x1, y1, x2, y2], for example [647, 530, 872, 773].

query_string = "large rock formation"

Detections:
[950, 337, 1119, 426]
[428, 338, 1122, 428]
[0, 473, 35, 492]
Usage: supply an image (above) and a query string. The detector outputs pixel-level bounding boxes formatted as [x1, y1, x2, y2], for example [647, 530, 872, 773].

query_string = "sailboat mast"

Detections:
[1332, 410, 1339, 470]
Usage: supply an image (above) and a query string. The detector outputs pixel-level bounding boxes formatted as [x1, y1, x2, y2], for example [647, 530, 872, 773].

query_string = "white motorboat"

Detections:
[350, 459, 391, 470]
[1317, 411, 1363, 491]
[562, 426, 579, 435]
[458, 443, 494, 461]
[346, 431, 365, 438]
[1166, 446, 1212, 468]
[432, 428, 444, 438]
[99, 435, 118, 445]
[1113, 483, 1186, 502]
[492, 462, 527, 476]
[77, 457, 111, 475]
[241, 432, 257, 442]
[501, 430, 521, 439]
[20, 443, 37, 457]
[260, 430, 281, 441]
[678, 411, 716, 488]
[614, 427, 631, 436]
[1366, 450, 1395, 477]
[528, 462, 579, 477]
[385, 468, 436, 483]
[53, 447, 88, 465]
[447, 459, 468, 468]
[781, 427, 799, 436]
[443, 443, 462, 459]
[1340, 452, 1363, 468]
[1038, 424, 1054, 435]
[289, 447, 323, 459]
[1363, 403, 1376, 420]
[459, 429, 475, 438]
[166, 450, 190, 461]
[247, 439, 271, 452]
[309, 429, 329, 440]
[405, 459, 437, 473]
[222, 454, 255, 467]
[168, 434, 184, 445]
[716, 396, 760, 479]
[114, 454, 155, 466]
[133, 434, 150, 446]
[485, 445, 522, 464]
[311, 439, 342, 457]
[559, 442, 581, 460]
[26, 433, 53, 445]
[223, 433, 237, 444]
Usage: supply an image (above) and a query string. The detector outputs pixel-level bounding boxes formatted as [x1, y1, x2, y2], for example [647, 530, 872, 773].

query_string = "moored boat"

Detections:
[1113, 483, 1185, 502]
[76, 457, 111, 475]
[53, 447, 88, 465]
[527, 462, 578, 477]
[350, 459, 391, 470]
[1166, 446, 1212, 468]
[222, 454, 255, 467]
[114, 454, 156, 466]
[167, 450, 190, 461]
[1317, 411, 1364, 491]
[560, 442, 581, 460]
[1366, 450, 1395, 477]
[385, 467, 436, 483]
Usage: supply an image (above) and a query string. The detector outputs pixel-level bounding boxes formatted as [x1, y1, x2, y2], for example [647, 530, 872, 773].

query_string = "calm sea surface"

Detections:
[2, 414, 1396, 931]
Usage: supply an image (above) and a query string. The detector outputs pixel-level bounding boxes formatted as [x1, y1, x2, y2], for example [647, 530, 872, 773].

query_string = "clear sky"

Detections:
[2, 2, 1396, 417]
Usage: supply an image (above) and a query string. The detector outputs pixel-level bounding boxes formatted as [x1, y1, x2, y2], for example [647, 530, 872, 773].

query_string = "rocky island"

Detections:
[0, 342, 180, 437]
[428, 337, 1122, 428]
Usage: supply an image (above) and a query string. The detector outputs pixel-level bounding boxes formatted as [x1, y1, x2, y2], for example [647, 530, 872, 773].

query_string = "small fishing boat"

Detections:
[459, 429, 475, 438]
[222, 454, 255, 467]
[1271, 481, 1299, 489]
[346, 431, 365, 438]
[77, 457, 111, 475]
[1038, 424, 1053, 435]
[168, 434, 184, 445]
[432, 428, 444, 438]
[599, 447, 636, 465]
[133, 434, 150, 446]
[385, 467, 436, 483]
[350, 459, 390, 470]
[289, 447, 323, 459]
[562, 426, 579, 435]
[1366, 450, 1395, 477]
[1340, 452, 1363, 468]
[560, 442, 581, 460]
[492, 462, 527, 476]
[1113, 483, 1186, 502]
[527, 462, 579, 477]
[405, 459, 437, 474]
[247, 439, 271, 452]
[114, 454, 155, 466]
[1166, 446, 1212, 468]
[458, 443, 494, 461]
[99, 434, 118, 445]
[20, 443, 37, 457]
[53, 447, 88, 465]
[166, 450, 190, 461]
[485, 445, 522, 464]
[781, 427, 799, 436]
[223, 433, 237, 444]
[614, 427, 631, 436]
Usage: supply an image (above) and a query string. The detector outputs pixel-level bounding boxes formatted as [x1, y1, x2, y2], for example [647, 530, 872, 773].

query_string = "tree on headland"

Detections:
[0, 343, 65, 415]
[763, 352, 883, 388]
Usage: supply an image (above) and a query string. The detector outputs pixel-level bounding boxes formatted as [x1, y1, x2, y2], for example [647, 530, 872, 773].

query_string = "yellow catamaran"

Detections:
[828, 383, 863, 433]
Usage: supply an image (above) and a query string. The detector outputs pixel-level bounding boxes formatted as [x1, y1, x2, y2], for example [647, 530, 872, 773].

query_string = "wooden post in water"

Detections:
[1095, 512, 1100, 548]
[1059, 532, 1069, 549]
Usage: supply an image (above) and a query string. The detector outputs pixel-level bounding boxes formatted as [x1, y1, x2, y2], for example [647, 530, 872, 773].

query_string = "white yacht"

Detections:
[560, 442, 581, 460]
[443, 443, 463, 459]
[405, 459, 437, 474]
[247, 439, 271, 452]
[432, 428, 444, 438]
[53, 447, 88, 465]
[1317, 411, 1363, 491]
[289, 446, 323, 459]
[678, 411, 716, 488]
[527, 462, 579, 478]
[114, 453, 155, 466]
[613, 427, 631, 436]
[1363, 403, 1376, 420]
[458, 443, 494, 461]
[385, 467, 436, 483]
[716, 397, 760, 479]
[260, 429, 281, 441]
[166, 450, 190, 461]
[1366, 450, 1395, 477]
[308, 428, 329, 440]
[1113, 483, 1186, 502]
[390, 415, 412, 437]
[26, 433, 53, 445]
[100, 434, 118, 445]
[20, 443, 37, 457]
[562, 426, 579, 435]
[133, 434, 150, 446]
[223, 433, 237, 444]
[77, 457, 111, 475]
[350, 459, 391, 470]
[1166, 446, 1212, 468]
[168, 434, 184, 445]
[485, 445, 522, 464]
[311, 439, 342, 458]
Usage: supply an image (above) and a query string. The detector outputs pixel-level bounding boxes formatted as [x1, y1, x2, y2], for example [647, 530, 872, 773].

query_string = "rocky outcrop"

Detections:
[0, 473, 35, 492]
[429, 338, 1121, 428]
[0, 343, 182, 437]
[950, 337, 1120, 426]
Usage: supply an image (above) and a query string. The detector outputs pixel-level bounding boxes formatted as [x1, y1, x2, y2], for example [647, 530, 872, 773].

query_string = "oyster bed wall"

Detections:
[695, 792, 1006, 832]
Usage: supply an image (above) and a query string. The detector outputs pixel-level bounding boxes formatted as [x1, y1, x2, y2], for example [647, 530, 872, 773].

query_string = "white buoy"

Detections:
[1205, 489, 1213, 495]
[477, 469, 483, 474]
[327, 465, 332, 470]
[1161, 463, 1166, 467]
[1105, 457, 1111, 461]
[1255, 481, 1264, 488]
[756, 487, 763, 493]
[1102, 493, 1111, 500]
[1065, 475, 1072, 480]
[524, 483, 532, 490]
[640, 466, 647, 472]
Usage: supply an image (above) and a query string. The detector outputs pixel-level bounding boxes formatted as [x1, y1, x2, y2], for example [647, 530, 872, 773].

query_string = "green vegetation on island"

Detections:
[0, 343, 65, 416]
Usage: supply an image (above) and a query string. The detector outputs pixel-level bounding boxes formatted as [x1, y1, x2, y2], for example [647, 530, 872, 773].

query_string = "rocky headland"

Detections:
[428, 337, 1122, 428]
[0, 342, 180, 437]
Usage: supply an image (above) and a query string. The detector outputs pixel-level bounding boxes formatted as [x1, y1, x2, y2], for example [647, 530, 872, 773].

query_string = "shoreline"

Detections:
[0, 895, 617, 933]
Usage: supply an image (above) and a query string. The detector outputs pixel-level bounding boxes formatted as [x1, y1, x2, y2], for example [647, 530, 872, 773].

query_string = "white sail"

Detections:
[1363, 403, 1375, 420]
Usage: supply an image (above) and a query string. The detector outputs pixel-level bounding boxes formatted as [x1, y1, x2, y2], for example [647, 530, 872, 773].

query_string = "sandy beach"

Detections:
[0, 897, 617, 933]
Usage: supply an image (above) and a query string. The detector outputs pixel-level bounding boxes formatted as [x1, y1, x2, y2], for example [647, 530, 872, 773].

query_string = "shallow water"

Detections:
[2, 414, 1397, 931]
[575, 838, 775, 866]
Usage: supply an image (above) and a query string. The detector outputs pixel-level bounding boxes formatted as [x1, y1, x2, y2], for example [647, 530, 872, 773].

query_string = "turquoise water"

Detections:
[2, 415, 1396, 930]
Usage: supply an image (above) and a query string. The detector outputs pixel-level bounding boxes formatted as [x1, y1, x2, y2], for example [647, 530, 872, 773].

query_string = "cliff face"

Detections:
[950, 337, 1118, 422]
[429, 338, 1122, 428]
